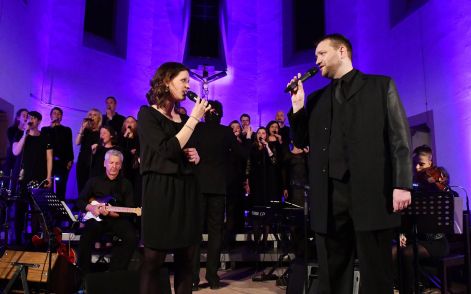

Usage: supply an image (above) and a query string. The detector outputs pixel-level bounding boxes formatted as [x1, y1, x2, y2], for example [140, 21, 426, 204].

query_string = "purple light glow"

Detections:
[0, 0, 469, 199]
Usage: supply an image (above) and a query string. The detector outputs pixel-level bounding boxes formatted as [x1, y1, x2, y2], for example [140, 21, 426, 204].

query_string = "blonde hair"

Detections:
[87, 108, 102, 129]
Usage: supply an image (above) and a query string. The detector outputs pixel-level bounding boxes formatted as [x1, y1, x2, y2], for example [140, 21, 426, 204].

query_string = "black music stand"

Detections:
[27, 189, 76, 290]
[403, 189, 455, 294]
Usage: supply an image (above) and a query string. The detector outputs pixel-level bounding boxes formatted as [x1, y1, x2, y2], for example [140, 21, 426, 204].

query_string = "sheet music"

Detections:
[60, 201, 77, 222]
[454, 197, 463, 234]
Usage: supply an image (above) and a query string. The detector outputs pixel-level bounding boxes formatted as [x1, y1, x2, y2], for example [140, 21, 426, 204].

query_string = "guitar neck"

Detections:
[106, 207, 138, 214]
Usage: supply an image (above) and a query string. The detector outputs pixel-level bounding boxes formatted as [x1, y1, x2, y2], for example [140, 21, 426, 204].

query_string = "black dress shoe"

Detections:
[192, 282, 200, 291]
[209, 281, 222, 290]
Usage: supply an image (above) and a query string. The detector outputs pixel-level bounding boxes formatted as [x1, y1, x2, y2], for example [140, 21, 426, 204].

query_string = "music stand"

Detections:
[403, 189, 455, 293]
[20, 189, 76, 289]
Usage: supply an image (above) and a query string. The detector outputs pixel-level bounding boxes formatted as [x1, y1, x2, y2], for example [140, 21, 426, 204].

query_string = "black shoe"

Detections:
[208, 281, 221, 290]
[192, 282, 200, 291]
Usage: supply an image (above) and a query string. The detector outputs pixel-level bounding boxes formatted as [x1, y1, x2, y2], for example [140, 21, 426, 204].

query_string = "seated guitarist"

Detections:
[77, 149, 137, 274]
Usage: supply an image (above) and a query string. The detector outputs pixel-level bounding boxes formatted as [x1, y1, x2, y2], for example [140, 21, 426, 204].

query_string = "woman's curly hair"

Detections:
[146, 62, 190, 107]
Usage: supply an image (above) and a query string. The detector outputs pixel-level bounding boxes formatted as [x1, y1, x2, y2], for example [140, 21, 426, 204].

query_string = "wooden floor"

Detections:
[174, 267, 287, 293]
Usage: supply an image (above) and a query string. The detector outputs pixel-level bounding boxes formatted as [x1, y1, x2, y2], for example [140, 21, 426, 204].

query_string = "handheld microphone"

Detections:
[284, 66, 319, 93]
[27, 122, 33, 126]
[84, 118, 93, 122]
[127, 125, 132, 129]
[185, 91, 198, 103]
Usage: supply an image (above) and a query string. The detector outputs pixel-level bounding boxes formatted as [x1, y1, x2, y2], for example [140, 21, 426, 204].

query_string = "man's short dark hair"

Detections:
[413, 144, 433, 156]
[106, 96, 117, 103]
[240, 113, 250, 121]
[317, 33, 353, 60]
[204, 100, 223, 123]
[50, 106, 63, 116]
[28, 111, 42, 121]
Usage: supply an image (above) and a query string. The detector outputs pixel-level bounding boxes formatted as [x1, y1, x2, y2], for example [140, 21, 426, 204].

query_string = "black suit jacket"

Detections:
[194, 122, 237, 195]
[289, 70, 412, 233]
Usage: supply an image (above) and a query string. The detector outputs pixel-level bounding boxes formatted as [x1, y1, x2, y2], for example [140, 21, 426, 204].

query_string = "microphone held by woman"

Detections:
[185, 91, 199, 103]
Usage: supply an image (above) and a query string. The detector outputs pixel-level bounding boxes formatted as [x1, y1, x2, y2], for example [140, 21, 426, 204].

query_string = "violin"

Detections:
[416, 166, 448, 191]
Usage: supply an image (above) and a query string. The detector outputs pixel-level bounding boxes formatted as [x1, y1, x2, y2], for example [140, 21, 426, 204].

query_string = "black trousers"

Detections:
[224, 188, 245, 245]
[14, 187, 42, 245]
[53, 160, 70, 201]
[78, 218, 137, 273]
[193, 193, 225, 284]
[315, 177, 394, 294]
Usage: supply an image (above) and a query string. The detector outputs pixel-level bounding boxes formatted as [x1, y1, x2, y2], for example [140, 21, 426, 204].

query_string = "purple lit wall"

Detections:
[0, 0, 470, 199]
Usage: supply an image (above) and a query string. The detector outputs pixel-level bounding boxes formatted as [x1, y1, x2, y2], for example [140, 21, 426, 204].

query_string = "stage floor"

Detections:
[184, 267, 286, 293]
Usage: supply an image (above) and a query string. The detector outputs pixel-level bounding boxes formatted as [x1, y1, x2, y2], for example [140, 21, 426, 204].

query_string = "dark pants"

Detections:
[316, 177, 394, 294]
[224, 189, 245, 246]
[14, 187, 42, 245]
[193, 193, 225, 284]
[78, 218, 137, 273]
[13, 197, 29, 245]
[140, 245, 196, 294]
[53, 160, 70, 201]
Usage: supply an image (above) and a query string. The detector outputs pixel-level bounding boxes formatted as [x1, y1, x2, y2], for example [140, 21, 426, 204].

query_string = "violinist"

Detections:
[393, 145, 450, 293]
[413, 145, 450, 192]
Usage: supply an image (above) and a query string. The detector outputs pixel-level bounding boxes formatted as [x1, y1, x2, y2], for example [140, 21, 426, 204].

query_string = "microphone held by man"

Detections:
[284, 66, 319, 93]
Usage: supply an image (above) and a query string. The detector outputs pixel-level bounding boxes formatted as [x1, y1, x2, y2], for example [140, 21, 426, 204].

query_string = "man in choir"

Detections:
[275, 110, 291, 149]
[41, 107, 74, 201]
[239, 113, 255, 142]
[193, 100, 236, 290]
[102, 96, 125, 136]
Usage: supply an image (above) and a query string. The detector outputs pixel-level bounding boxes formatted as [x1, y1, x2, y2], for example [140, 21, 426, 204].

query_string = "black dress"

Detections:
[76, 128, 100, 194]
[119, 136, 142, 207]
[247, 142, 283, 206]
[137, 106, 200, 250]
[283, 151, 308, 206]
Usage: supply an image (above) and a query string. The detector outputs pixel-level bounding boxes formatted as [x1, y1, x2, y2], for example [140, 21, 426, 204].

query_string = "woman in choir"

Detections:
[75, 108, 101, 193]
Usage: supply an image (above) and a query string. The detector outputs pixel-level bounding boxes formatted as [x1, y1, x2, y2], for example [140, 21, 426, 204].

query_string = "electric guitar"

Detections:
[83, 195, 142, 222]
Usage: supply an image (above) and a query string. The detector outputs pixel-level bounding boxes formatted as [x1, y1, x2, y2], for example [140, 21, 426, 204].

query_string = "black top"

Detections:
[15, 132, 52, 183]
[247, 143, 283, 205]
[137, 106, 194, 175]
[288, 70, 412, 232]
[102, 113, 125, 137]
[279, 125, 291, 147]
[7, 126, 19, 145]
[78, 128, 100, 155]
[194, 122, 237, 195]
[283, 151, 308, 206]
[77, 174, 134, 212]
[41, 125, 74, 163]
[227, 138, 251, 192]
[2, 127, 22, 175]
[329, 69, 357, 179]
[118, 135, 140, 178]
